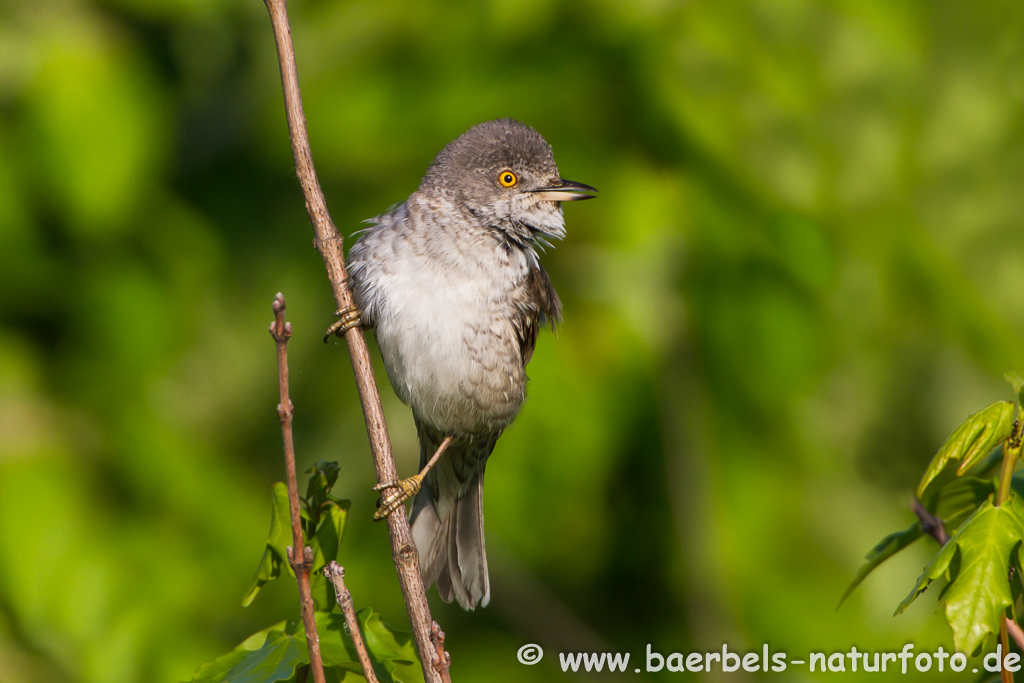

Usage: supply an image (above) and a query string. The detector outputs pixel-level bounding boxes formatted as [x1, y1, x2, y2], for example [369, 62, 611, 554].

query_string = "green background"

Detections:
[2, 0, 1024, 680]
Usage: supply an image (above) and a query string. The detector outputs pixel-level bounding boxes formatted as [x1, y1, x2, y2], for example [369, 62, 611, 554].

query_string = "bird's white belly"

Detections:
[373, 254, 524, 435]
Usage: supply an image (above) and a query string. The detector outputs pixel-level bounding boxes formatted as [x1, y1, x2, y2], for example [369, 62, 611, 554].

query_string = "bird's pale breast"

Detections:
[348, 196, 532, 435]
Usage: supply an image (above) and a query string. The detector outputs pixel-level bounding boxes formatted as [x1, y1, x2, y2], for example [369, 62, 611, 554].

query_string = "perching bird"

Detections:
[330, 118, 595, 609]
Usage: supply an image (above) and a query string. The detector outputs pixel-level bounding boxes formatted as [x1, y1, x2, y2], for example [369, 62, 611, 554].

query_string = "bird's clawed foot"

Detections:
[372, 435, 454, 521]
[373, 474, 424, 520]
[323, 305, 362, 343]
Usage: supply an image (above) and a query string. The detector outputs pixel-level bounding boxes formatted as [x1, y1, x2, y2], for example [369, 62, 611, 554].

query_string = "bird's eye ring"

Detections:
[498, 171, 517, 188]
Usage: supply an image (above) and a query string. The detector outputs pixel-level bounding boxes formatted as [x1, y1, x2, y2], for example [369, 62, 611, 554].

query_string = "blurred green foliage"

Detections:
[2, 0, 1024, 681]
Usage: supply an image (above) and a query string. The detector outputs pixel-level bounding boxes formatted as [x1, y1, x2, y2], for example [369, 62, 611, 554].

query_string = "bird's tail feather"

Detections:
[410, 473, 490, 610]
[410, 478, 445, 587]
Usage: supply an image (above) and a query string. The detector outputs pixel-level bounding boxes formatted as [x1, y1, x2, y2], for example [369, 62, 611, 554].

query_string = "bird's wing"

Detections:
[515, 263, 562, 367]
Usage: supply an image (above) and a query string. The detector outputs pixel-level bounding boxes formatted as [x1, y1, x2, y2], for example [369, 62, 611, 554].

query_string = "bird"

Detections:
[328, 118, 595, 609]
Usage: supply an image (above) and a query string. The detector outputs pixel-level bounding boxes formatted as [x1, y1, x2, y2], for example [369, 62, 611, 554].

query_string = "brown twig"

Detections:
[260, 4, 444, 681]
[1008, 619, 1024, 652]
[913, 499, 1016, 682]
[430, 622, 452, 683]
[271, 293, 327, 683]
[324, 562, 380, 683]
[911, 499, 949, 545]
[1001, 621, 1015, 683]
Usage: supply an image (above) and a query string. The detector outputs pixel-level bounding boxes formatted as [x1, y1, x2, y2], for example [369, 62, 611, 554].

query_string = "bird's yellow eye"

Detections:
[499, 171, 517, 187]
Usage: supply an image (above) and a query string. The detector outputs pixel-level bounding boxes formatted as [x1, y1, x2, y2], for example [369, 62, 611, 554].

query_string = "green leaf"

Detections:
[356, 608, 423, 683]
[242, 469, 351, 610]
[1011, 541, 1024, 617]
[189, 650, 249, 683]
[930, 477, 998, 527]
[305, 460, 342, 514]
[896, 493, 1024, 655]
[841, 477, 997, 607]
[964, 449, 1007, 480]
[243, 483, 294, 607]
[309, 499, 350, 612]
[895, 529, 958, 615]
[839, 523, 924, 607]
[317, 609, 422, 682]
[1005, 371, 1024, 406]
[322, 668, 361, 683]
[917, 402, 1015, 500]
[190, 611, 422, 683]
[190, 619, 305, 683]
[220, 629, 309, 682]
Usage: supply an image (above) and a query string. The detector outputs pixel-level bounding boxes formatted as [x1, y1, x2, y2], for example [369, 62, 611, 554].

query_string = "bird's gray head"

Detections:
[419, 118, 596, 244]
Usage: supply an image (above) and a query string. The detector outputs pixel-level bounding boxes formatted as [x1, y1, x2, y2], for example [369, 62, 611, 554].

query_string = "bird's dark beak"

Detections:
[529, 179, 598, 202]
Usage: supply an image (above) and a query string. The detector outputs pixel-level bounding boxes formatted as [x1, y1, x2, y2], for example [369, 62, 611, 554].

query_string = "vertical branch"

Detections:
[270, 293, 326, 683]
[1001, 622, 1013, 683]
[997, 415, 1023, 683]
[324, 562, 380, 683]
[997, 414, 1022, 507]
[260, 3, 444, 681]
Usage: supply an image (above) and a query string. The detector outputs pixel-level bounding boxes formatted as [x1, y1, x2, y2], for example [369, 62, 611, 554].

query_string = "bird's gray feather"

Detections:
[347, 118, 580, 610]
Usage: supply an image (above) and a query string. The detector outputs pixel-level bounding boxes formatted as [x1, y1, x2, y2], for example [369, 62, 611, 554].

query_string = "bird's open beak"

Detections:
[529, 179, 598, 202]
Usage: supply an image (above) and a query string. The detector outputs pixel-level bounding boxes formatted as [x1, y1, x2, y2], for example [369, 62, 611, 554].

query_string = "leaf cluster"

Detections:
[243, 461, 351, 611]
[191, 461, 421, 682]
[915, 401, 1015, 501]
[895, 493, 1024, 655]
[845, 382, 1024, 656]
[190, 610, 422, 683]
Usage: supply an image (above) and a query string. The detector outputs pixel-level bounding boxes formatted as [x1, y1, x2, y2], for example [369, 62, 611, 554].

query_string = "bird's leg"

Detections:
[323, 304, 363, 343]
[373, 435, 454, 521]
